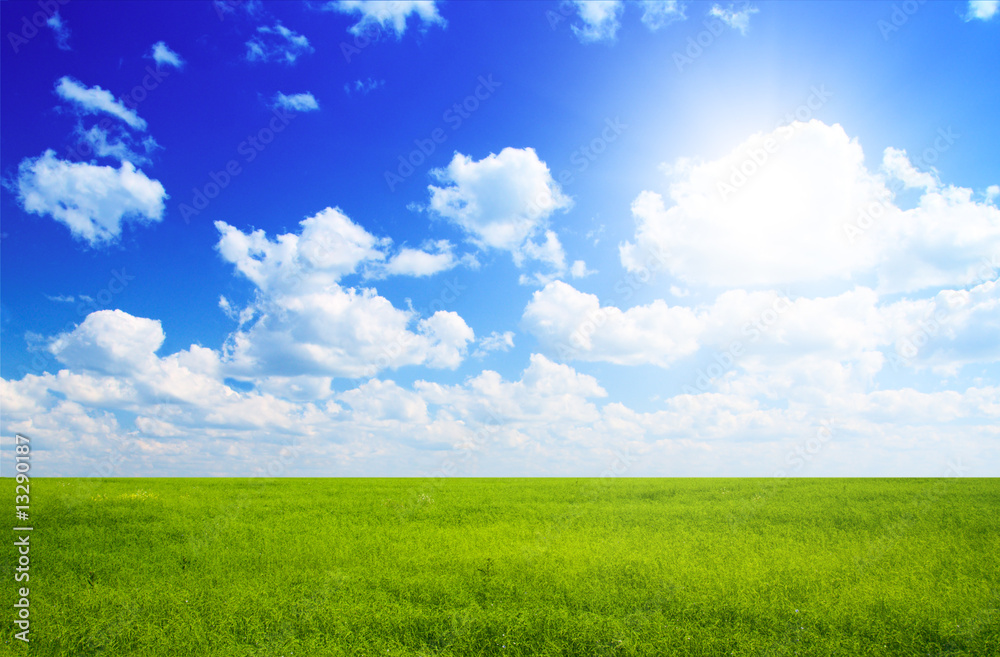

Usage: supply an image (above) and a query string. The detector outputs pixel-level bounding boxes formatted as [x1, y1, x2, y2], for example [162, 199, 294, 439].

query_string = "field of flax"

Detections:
[2, 477, 998, 656]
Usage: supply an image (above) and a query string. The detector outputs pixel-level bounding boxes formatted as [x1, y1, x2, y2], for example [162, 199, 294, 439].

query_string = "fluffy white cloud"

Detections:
[272, 91, 320, 112]
[522, 281, 702, 366]
[55, 77, 147, 131]
[708, 2, 759, 34]
[246, 23, 313, 64]
[640, 0, 687, 30]
[571, 0, 624, 43]
[15, 150, 166, 246]
[149, 41, 184, 69]
[330, 0, 445, 36]
[966, 0, 999, 21]
[621, 120, 1000, 294]
[214, 208, 474, 378]
[427, 147, 574, 279]
[49, 310, 165, 375]
[47, 12, 71, 50]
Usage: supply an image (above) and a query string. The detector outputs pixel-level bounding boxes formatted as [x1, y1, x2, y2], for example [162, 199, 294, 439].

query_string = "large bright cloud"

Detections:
[15, 150, 167, 246]
[621, 120, 1000, 293]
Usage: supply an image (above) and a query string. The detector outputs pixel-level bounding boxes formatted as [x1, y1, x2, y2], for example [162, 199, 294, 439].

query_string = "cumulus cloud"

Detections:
[273, 92, 320, 112]
[522, 281, 702, 366]
[15, 150, 166, 246]
[330, 0, 446, 37]
[620, 120, 1000, 294]
[149, 41, 184, 69]
[55, 77, 147, 131]
[47, 12, 71, 50]
[246, 23, 313, 64]
[571, 0, 624, 43]
[966, 0, 999, 21]
[214, 208, 475, 378]
[708, 2, 759, 34]
[427, 147, 574, 280]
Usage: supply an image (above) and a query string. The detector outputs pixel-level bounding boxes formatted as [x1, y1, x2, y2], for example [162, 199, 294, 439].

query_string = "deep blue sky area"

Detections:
[1, 1, 999, 477]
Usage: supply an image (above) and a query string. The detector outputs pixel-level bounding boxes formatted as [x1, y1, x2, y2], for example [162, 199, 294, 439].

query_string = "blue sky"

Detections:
[1, 0, 999, 477]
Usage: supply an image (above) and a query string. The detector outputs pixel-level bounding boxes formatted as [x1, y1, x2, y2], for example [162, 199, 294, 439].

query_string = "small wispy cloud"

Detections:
[47, 12, 71, 50]
[273, 92, 320, 112]
[246, 22, 313, 64]
[149, 41, 184, 69]
[472, 330, 515, 358]
[343, 78, 384, 96]
[55, 77, 147, 131]
[709, 2, 759, 35]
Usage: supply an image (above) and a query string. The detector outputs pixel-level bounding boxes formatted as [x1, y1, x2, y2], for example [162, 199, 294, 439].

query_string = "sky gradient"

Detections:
[1, 0, 999, 477]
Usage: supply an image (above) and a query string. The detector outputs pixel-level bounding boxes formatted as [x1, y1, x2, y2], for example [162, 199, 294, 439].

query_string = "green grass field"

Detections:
[3, 478, 998, 656]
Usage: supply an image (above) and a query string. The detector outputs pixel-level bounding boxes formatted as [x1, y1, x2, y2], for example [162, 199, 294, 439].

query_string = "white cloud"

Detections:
[330, 0, 445, 37]
[427, 147, 574, 279]
[621, 120, 1000, 294]
[522, 280, 702, 366]
[273, 92, 320, 112]
[472, 330, 515, 359]
[570, 259, 595, 278]
[966, 0, 999, 21]
[55, 77, 147, 131]
[640, 0, 687, 30]
[49, 310, 165, 375]
[571, 0, 624, 43]
[214, 208, 475, 378]
[15, 150, 167, 246]
[246, 23, 313, 64]
[149, 41, 184, 69]
[708, 2, 759, 34]
[47, 12, 71, 50]
[378, 240, 458, 278]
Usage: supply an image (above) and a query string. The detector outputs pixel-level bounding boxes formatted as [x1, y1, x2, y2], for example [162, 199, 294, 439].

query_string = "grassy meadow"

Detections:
[2, 477, 998, 656]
